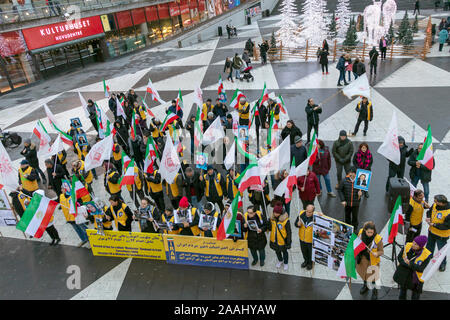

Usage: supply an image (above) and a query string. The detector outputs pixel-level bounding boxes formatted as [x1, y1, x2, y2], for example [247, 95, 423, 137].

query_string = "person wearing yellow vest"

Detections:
[59, 186, 90, 247]
[145, 170, 165, 211]
[237, 97, 250, 126]
[111, 143, 123, 176]
[73, 141, 90, 161]
[126, 165, 145, 209]
[133, 101, 147, 121]
[355, 221, 384, 300]
[350, 97, 373, 137]
[106, 195, 133, 231]
[405, 189, 430, 243]
[103, 162, 122, 200]
[173, 196, 200, 236]
[194, 202, 221, 238]
[200, 165, 226, 213]
[394, 235, 432, 300]
[225, 169, 240, 202]
[269, 204, 292, 271]
[243, 205, 268, 267]
[294, 204, 324, 271]
[53, 149, 70, 177]
[161, 206, 181, 235]
[9, 189, 27, 217]
[165, 172, 184, 210]
[201, 99, 213, 121]
[425, 194, 450, 272]
[72, 160, 93, 193]
[89, 203, 114, 231]
[18, 160, 39, 196]
[149, 118, 163, 142]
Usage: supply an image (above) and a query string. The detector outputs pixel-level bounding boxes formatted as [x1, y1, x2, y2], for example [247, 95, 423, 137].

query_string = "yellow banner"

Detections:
[163, 234, 249, 269]
[87, 230, 166, 260]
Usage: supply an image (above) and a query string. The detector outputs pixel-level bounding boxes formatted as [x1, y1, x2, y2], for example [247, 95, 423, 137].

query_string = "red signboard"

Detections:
[198, 0, 206, 11]
[116, 11, 133, 29]
[180, 4, 190, 15]
[145, 6, 159, 22]
[22, 16, 104, 51]
[131, 8, 146, 25]
[189, 0, 198, 9]
[158, 3, 170, 19]
[169, 2, 180, 16]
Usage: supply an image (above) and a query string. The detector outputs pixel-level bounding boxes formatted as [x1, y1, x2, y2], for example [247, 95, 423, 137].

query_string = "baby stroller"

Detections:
[240, 65, 254, 82]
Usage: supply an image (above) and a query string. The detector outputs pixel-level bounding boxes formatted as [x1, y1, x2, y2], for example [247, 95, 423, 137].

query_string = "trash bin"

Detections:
[247, 17, 251, 25]
[218, 26, 223, 36]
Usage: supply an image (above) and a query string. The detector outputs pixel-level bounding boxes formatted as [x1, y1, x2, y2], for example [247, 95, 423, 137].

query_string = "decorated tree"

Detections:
[343, 18, 358, 47]
[276, 0, 301, 47]
[401, 23, 414, 47]
[271, 31, 277, 48]
[336, 0, 351, 38]
[386, 20, 396, 45]
[412, 14, 419, 33]
[397, 10, 410, 42]
[328, 11, 337, 39]
[300, 0, 329, 46]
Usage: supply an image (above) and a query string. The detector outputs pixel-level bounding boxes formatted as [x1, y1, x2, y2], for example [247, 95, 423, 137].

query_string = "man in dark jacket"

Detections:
[86, 99, 98, 133]
[291, 136, 308, 167]
[385, 136, 413, 192]
[44, 159, 67, 198]
[200, 165, 226, 213]
[127, 89, 138, 106]
[352, 58, 366, 78]
[408, 143, 435, 202]
[305, 98, 322, 143]
[332, 130, 354, 188]
[351, 97, 373, 137]
[108, 93, 118, 120]
[213, 99, 228, 123]
[21, 139, 47, 184]
[281, 120, 302, 146]
[369, 46, 379, 77]
[183, 167, 204, 209]
[128, 134, 146, 170]
[338, 166, 363, 231]
[336, 55, 348, 86]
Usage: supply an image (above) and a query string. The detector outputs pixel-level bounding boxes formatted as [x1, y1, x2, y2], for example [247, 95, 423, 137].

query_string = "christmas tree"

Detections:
[336, 0, 351, 39]
[343, 17, 358, 47]
[271, 31, 277, 48]
[397, 10, 410, 42]
[276, 0, 301, 47]
[300, 0, 329, 46]
[401, 23, 414, 47]
[386, 20, 396, 45]
[412, 14, 419, 33]
[328, 11, 337, 39]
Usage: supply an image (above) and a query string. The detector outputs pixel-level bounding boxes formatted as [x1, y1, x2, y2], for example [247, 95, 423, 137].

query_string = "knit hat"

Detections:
[348, 166, 357, 174]
[20, 160, 29, 165]
[226, 114, 232, 119]
[179, 196, 189, 208]
[339, 130, 347, 137]
[207, 165, 213, 171]
[273, 204, 284, 214]
[294, 136, 302, 144]
[24, 138, 31, 145]
[413, 235, 428, 249]
[208, 112, 214, 118]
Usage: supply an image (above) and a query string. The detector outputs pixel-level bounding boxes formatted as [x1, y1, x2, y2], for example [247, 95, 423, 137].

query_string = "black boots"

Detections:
[360, 282, 369, 295]
[371, 288, 378, 300]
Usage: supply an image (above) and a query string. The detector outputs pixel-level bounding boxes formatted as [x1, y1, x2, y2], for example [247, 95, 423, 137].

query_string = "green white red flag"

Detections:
[72, 174, 89, 199]
[33, 120, 51, 149]
[383, 196, 404, 244]
[218, 75, 224, 96]
[307, 129, 319, 166]
[120, 159, 135, 187]
[194, 106, 203, 147]
[416, 125, 434, 171]
[267, 111, 279, 148]
[115, 96, 127, 119]
[103, 79, 110, 98]
[230, 89, 246, 109]
[275, 95, 287, 114]
[146, 78, 165, 104]
[235, 163, 262, 193]
[140, 97, 155, 118]
[259, 82, 269, 106]
[217, 194, 240, 241]
[121, 150, 131, 171]
[336, 233, 366, 279]
[16, 193, 58, 238]
[160, 112, 179, 131]
[130, 109, 137, 140]
[44, 104, 73, 146]
[176, 89, 184, 112]
[236, 136, 258, 163]
[144, 136, 158, 174]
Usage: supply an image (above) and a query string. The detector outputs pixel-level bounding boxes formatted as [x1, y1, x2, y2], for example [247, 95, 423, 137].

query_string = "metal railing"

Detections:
[0, 0, 151, 25]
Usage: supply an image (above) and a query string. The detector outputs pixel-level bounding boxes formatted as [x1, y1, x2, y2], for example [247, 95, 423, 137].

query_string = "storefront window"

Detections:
[145, 6, 162, 43]
[198, 0, 207, 21]
[158, 4, 173, 39]
[189, 0, 200, 24]
[180, 0, 192, 27]
[169, 2, 182, 32]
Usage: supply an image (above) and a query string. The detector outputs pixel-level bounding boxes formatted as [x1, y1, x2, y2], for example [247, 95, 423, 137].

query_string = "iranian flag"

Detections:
[53, 125, 73, 146]
[160, 112, 179, 131]
[275, 95, 287, 114]
[416, 125, 434, 171]
[218, 75, 224, 96]
[224, 140, 235, 170]
[230, 89, 246, 109]
[176, 89, 184, 112]
[146, 78, 165, 104]
[121, 150, 131, 170]
[267, 111, 279, 148]
[78, 91, 90, 118]
[383, 196, 404, 244]
[67, 179, 78, 216]
[285, 158, 297, 203]
[115, 96, 127, 119]
[235, 163, 262, 193]
[236, 136, 258, 163]
[72, 175, 89, 199]
[95, 103, 108, 139]
[141, 97, 155, 118]
[194, 106, 203, 147]
[120, 159, 135, 187]
[130, 109, 137, 140]
[307, 129, 319, 166]
[103, 79, 110, 98]
[33, 120, 51, 148]
[248, 103, 259, 130]
[217, 194, 240, 241]
[336, 233, 367, 279]
[44, 104, 73, 146]
[144, 136, 158, 174]
[16, 193, 58, 238]
[259, 82, 269, 106]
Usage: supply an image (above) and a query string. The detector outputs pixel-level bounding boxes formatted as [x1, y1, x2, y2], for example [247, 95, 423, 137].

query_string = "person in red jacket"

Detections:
[312, 140, 336, 198]
[297, 168, 321, 210]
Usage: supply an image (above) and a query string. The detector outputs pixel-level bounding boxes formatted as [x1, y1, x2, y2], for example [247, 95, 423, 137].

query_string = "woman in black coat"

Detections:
[243, 205, 268, 267]
[223, 57, 234, 82]
[281, 120, 303, 145]
[319, 49, 329, 74]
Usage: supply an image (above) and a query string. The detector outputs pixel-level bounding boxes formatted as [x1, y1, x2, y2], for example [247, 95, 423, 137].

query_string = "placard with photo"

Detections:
[246, 219, 259, 232]
[199, 214, 216, 230]
[354, 169, 372, 191]
[70, 117, 83, 129]
[238, 126, 248, 142]
[76, 133, 88, 147]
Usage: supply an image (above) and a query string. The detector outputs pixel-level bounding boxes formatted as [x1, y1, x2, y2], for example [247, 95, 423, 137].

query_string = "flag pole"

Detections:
[3, 189, 27, 239]
[53, 154, 58, 174]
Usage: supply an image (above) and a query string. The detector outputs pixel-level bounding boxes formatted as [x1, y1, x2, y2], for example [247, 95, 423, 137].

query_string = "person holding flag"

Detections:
[200, 165, 227, 214]
[144, 170, 165, 211]
[305, 98, 322, 144]
[269, 203, 292, 271]
[312, 140, 336, 198]
[18, 160, 39, 196]
[72, 160, 94, 194]
[267, 98, 280, 124]
[103, 162, 122, 200]
[393, 235, 432, 300]
[297, 167, 320, 210]
[44, 159, 67, 198]
[21, 139, 47, 185]
[237, 97, 250, 126]
[405, 189, 430, 243]
[408, 141, 435, 203]
[86, 99, 99, 133]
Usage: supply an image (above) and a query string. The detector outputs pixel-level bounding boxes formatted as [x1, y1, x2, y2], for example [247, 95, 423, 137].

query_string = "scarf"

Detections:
[358, 231, 375, 261]
[356, 150, 372, 169]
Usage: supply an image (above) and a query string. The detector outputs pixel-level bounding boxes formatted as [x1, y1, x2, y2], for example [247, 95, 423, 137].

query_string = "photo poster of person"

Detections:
[61, 179, 71, 195]
[238, 125, 249, 142]
[84, 201, 102, 216]
[218, 91, 227, 104]
[70, 117, 83, 129]
[199, 214, 215, 230]
[312, 214, 354, 272]
[0, 190, 16, 227]
[354, 169, 372, 192]
[247, 219, 259, 232]
[95, 218, 105, 236]
[229, 220, 242, 238]
[76, 133, 88, 147]
[196, 152, 208, 171]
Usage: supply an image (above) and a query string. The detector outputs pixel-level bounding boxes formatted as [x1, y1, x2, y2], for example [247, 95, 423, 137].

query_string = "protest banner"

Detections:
[163, 234, 249, 269]
[87, 230, 166, 260]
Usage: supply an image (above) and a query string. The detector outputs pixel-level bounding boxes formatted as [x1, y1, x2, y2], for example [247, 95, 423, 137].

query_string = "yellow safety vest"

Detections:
[113, 150, 122, 162]
[270, 218, 288, 246]
[166, 173, 180, 198]
[78, 160, 93, 185]
[403, 242, 432, 283]
[174, 207, 200, 236]
[409, 198, 425, 226]
[199, 211, 219, 238]
[107, 170, 121, 195]
[94, 205, 113, 229]
[226, 173, 240, 199]
[126, 166, 142, 192]
[429, 203, 450, 238]
[147, 170, 163, 193]
[111, 203, 129, 228]
[202, 103, 212, 121]
[138, 105, 146, 121]
[357, 101, 372, 121]
[75, 143, 88, 160]
[19, 166, 38, 192]
[59, 193, 75, 222]
[298, 211, 314, 243]
[18, 192, 28, 211]
[358, 229, 383, 266]
[57, 151, 67, 165]
[151, 124, 162, 139]
[238, 102, 250, 119]
[243, 211, 263, 240]
[204, 173, 223, 198]
[162, 214, 181, 234]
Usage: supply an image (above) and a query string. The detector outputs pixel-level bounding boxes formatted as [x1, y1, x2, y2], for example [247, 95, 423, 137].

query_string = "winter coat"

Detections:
[269, 212, 292, 251]
[353, 61, 366, 76]
[439, 29, 449, 44]
[408, 149, 435, 183]
[356, 101, 374, 121]
[332, 138, 354, 165]
[336, 56, 346, 71]
[128, 135, 146, 162]
[305, 103, 322, 126]
[232, 56, 243, 70]
[313, 147, 331, 176]
[46, 164, 66, 193]
[291, 144, 308, 167]
[352, 149, 373, 170]
[338, 176, 361, 207]
[388, 136, 413, 177]
[183, 171, 204, 202]
[87, 104, 96, 120]
[242, 51, 251, 65]
[319, 50, 329, 65]
[369, 49, 379, 65]
[254, 103, 268, 127]
[223, 59, 233, 72]
[21, 144, 39, 168]
[243, 212, 268, 250]
[297, 172, 320, 201]
[245, 39, 254, 53]
[281, 125, 303, 146]
[213, 103, 228, 119]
